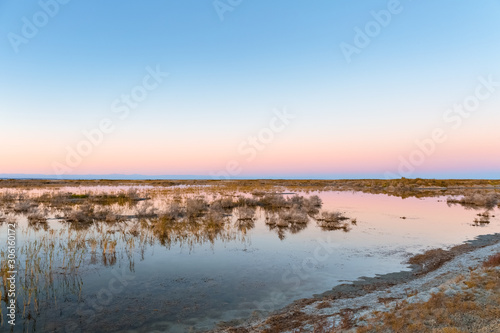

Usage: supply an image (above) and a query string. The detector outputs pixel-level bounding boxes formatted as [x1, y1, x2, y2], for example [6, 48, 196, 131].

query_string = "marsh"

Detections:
[0, 180, 500, 332]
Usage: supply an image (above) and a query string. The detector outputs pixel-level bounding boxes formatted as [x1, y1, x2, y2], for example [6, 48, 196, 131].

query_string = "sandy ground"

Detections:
[210, 233, 500, 332]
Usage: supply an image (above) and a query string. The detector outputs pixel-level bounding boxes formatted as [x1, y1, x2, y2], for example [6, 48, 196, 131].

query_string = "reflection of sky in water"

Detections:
[1, 189, 499, 332]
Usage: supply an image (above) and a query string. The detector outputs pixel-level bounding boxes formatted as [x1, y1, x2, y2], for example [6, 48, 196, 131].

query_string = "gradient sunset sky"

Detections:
[1, 1, 500, 179]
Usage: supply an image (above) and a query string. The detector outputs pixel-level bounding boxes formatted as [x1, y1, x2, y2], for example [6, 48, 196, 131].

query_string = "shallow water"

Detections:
[1, 188, 499, 332]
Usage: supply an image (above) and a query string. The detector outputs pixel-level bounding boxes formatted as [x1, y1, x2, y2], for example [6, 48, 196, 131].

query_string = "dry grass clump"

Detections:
[163, 201, 185, 220]
[64, 205, 95, 223]
[27, 214, 50, 231]
[13, 200, 36, 213]
[259, 194, 288, 208]
[483, 252, 500, 268]
[447, 192, 500, 209]
[236, 196, 259, 207]
[307, 195, 323, 207]
[134, 200, 157, 218]
[27, 211, 47, 224]
[317, 211, 352, 231]
[262, 310, 319, 333]
[155, 196, 218, 225]
[258, 194, 322, 213]
[251, 190, 267, 197]
[316, 301, 332, 310]
[0, 190, 17, 201]
[211, 197, 237, 210]
[60, 205, 124, 226]
[407, 248, 454, 274]
[186, 197, 209, 218]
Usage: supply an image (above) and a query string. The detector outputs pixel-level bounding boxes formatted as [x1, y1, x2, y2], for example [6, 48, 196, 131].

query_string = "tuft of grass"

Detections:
[408, 248, 454, 273]
[483, 252, 500, 268]
[13, 200, 36, 213]
[185, 197, 209, 218]
[317, 211, 352, 231]
[447, 192, 499, 209]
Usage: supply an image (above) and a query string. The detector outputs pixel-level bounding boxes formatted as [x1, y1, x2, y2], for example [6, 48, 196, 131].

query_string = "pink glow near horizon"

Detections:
[3, 140, 499, 177]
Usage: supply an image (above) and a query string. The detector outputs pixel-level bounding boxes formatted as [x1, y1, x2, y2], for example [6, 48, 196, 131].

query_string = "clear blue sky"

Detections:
[1, 1, 499, 178]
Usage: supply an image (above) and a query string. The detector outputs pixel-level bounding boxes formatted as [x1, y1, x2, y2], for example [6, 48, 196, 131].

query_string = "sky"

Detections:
[1, 0, 500, 179]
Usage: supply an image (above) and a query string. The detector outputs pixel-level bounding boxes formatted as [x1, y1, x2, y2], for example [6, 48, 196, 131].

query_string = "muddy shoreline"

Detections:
[317, 232, 500, 300]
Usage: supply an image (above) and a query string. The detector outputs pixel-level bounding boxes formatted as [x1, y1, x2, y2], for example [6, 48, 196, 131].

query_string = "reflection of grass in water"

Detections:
[0, 223, 138, 329]
[146, 215, 238, 250]
[473, 211, 491, 226]
[0, 230, 85, 328]
[18, 229, 86, 318]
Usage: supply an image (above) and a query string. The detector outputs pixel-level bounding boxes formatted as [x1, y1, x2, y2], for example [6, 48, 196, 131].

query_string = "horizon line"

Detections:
[1, 174, 499, 181]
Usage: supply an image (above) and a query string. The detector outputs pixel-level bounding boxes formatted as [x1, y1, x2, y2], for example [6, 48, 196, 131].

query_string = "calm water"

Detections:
[1, 188, 499, 332]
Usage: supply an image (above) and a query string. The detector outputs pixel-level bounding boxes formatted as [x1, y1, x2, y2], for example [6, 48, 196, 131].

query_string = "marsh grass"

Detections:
[186, 197, 209, 218]
[483, 252, 500, 268]
[447, 192, 500, 209]
[407, 248, 454, 273]
[13, 200, 36, 213]
[27, 208, 48, 230]
[317, 211, 355, 231]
